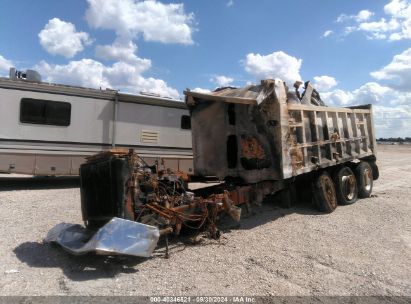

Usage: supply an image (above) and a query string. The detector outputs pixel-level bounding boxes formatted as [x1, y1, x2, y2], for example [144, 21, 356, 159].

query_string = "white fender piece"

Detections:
[44, 217, 160, 257]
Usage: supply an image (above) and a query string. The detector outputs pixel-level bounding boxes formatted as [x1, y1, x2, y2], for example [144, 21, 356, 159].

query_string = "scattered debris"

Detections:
[46, 149, 247, 257]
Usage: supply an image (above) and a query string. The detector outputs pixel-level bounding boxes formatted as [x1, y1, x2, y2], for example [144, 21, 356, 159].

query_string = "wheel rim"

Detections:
[342, 174, 356, 200]
[363, 168, 372, 191]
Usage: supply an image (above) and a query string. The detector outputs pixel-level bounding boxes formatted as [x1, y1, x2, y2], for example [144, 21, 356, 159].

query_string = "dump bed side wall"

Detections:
[189, 85, 376, 183]
[282, 103, 376, 178]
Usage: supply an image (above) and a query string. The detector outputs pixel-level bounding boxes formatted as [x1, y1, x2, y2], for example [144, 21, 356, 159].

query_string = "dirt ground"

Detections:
[0, 145, 410, 296]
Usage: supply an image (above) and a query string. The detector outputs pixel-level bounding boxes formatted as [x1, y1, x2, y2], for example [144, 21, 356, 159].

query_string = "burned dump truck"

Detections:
[46, 79, 379, 258]
[185, 79, 378, 209]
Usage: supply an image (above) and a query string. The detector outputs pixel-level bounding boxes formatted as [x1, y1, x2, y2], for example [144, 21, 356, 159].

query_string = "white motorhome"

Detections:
[0, 69, 193, 175]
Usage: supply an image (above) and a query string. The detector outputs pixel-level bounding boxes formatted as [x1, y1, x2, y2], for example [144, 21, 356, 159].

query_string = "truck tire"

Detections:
[332, 166, 358, 205]
[369, 160, 379, 181]
[355, 161, 373, 198]
[312, 172, 338, 213]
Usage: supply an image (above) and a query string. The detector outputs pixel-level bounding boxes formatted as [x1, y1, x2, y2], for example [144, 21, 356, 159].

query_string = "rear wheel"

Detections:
[312, 172, 338, 213]
[369, 161, 379, 181]
[333, 166, 358, 205]
[355, 161, 373, 198]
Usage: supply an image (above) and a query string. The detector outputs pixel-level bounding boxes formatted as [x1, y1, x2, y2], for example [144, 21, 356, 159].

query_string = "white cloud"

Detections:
[322, 30, 333, 38]
[321, 81, 411, 138]
[243, 51, 302, 85]
[344, 26, 357, 34]
[191, 87, 211, 94]
[357, 18, 400, 40]
[321, 89, 354, 106]
[86, 0, 195, 44]
[357, 10, 375, 21]
[313, 75, 338, 91]
[0, 54, 12, 74]
[38, 18, 92, 58]
[384, 0, 409, 16]
[227, 0, 234, 7]
[34, 1, 196, 100]
[352, 82, 395, 104]
[367, 32, 388, 40]
[35, 59, 109, 89]
[373, 105, 411, 137]
[83, 0, 195, 99]
[35, 58, 179, 98]
[358, 18, 399, 32]
[95, 38, 151, 70]
[322, 82, 397, 107]
[334, 0, 411, 41]
[336, 14, 348, 23]
[104, 61, 178, 98]
[210, 75, 234, 87]
[370, 47, 411, 91]
[336, 10, 374, 23]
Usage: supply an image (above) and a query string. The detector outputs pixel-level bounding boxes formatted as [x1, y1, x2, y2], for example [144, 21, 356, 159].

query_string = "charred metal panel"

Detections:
[80, 157, 131, 227]
[185, 79, 376, 183]
[190, 99, 228, 178]
[187, 80, 286, 183]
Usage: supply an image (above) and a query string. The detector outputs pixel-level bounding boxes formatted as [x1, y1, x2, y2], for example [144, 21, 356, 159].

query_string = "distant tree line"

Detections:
[377, 137, 411, 143]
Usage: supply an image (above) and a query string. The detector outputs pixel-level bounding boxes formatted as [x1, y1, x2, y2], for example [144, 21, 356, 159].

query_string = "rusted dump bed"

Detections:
[185, 79, 376, 183]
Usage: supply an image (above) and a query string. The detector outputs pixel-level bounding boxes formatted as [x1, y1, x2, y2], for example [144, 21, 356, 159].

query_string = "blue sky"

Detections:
[0, 0, 410, 137]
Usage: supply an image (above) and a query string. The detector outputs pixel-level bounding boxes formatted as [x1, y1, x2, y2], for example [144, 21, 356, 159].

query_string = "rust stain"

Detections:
[287, 132, 304, 175]
[241, 136, 266, 160]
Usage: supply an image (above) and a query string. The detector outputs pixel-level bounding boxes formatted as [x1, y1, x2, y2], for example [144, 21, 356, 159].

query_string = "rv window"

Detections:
[181, 115, 191, 130]
[20, 99, 45, 124]
[20, 98, 71, 126]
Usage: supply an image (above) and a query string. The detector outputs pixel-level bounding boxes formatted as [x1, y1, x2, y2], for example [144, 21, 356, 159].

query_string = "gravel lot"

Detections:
[0, 145, 410, 296]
